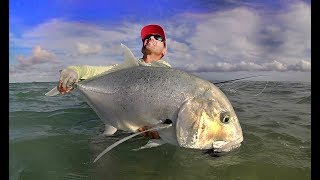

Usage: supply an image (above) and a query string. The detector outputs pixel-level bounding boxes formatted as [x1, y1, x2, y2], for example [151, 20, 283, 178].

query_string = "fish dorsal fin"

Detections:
[84, 43, 139, 80]
[93, 123, 172, 163]
[121, 43, 139, 67]
[94, 43, 139, 77]
[110, 43, 139, 72]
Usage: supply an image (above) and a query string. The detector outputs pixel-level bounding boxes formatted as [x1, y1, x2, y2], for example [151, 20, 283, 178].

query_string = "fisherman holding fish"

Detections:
[58, 24, 171, 94]
[47, 24, 243, 162]
[57, 24, 171, 138]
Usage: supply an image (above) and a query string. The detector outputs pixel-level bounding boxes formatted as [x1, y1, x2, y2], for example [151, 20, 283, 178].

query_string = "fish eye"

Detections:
[221, 114, 230, 124]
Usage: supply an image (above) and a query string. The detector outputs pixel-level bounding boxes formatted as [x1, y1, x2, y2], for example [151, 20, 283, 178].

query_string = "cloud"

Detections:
[256, 2, 311, 64]
[10, 19, 138, 57]
[76, 42, 102, 55]
[9, 1, 310, 82]
[287, 60, 311, 71]
[9, 46, 62, 82]
[183, 7, 262, 62]
[16, 46, 57, 68]
[10, 45, 63, 83]
[172, 2, 310, 72]
[9, 20, 143, 82]
[166, 39, 189, 52]
[177, 59, 310, 72]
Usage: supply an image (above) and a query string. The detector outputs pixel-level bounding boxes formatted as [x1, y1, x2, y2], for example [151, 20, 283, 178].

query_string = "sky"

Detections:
[9, 0, 311, 83]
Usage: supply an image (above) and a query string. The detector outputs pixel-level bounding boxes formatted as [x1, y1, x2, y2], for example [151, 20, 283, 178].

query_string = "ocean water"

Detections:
[9, 81, 311, 180]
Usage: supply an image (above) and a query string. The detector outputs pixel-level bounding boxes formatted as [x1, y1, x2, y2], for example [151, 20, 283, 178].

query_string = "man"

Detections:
[58, 24, 171, 94]
[58, 24, 170, 138]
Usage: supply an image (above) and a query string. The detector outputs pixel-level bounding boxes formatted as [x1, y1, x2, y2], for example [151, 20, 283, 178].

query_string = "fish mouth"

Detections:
[212, 137, 243, 152]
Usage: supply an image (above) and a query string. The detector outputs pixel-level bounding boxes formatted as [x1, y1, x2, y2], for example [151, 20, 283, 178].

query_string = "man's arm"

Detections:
[58, 64, 118, 94]
[68, 64, 118, 80]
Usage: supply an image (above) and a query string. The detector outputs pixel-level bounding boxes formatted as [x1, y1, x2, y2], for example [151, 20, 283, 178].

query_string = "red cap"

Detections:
[141, 24, 166, 41]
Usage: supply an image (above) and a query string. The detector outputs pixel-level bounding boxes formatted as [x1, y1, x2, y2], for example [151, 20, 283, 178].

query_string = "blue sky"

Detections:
[9, 0, 311, 82]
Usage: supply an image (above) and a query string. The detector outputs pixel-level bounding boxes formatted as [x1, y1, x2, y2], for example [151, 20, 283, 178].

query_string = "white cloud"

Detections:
[11, 19, 138, 57]
[184, 7, 262, 63]
[9, 46, 64, 83]
[9, 19, 141, 82]
[176, 59, 310, 73]
[16, 46, 57, 67]
[76, 42, 102, 55]
[166, 39, 189, 52]
[170, 2, 310, 75]
[277, 2, 311, 61]
[263, 60, 287, 71]
[9, 1, 310, 82]
[287, 60, 311, 71]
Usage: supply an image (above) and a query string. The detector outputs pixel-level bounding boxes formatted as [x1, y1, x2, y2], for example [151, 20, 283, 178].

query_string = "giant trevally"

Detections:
[46, 44, 243, 163]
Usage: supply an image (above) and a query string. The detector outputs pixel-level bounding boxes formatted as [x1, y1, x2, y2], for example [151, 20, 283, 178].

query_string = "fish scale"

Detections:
[76, 66, 202, 130]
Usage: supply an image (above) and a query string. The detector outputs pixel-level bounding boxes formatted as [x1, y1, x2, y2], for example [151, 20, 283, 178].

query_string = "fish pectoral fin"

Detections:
[132, 139, 166, 151]
[93, 123, 172, 163]
[102, 124, 117, 136]
[45, 86, 60, 96]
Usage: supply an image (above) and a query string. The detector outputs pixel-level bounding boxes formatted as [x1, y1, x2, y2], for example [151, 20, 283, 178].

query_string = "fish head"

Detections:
[176, 90, 243, 152]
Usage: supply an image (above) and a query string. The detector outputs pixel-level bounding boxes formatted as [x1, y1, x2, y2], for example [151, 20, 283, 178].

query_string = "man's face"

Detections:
[142, 34, 166, 56]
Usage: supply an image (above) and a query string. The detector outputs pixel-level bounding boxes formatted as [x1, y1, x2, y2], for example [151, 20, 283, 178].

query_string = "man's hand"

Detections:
[58, 68, 79, 94]
[138, 126, 160, 139]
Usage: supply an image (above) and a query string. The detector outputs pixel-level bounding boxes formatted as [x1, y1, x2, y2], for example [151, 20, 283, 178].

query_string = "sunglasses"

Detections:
[143, 34, 164, 42]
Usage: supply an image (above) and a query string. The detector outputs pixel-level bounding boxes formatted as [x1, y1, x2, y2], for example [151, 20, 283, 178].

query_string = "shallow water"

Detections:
[9, 81, 311, 179]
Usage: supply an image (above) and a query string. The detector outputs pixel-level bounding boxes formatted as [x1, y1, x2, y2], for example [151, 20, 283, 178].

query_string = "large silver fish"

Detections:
[46, 44, 243, 162]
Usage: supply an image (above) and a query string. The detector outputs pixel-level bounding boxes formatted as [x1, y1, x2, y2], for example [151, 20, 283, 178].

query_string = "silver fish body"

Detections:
[76, 66, 243, 152]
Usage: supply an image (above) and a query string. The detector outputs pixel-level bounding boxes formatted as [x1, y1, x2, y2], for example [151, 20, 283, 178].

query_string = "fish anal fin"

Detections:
[102, 124, 117, 136]
[132, 139, 165, 151]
